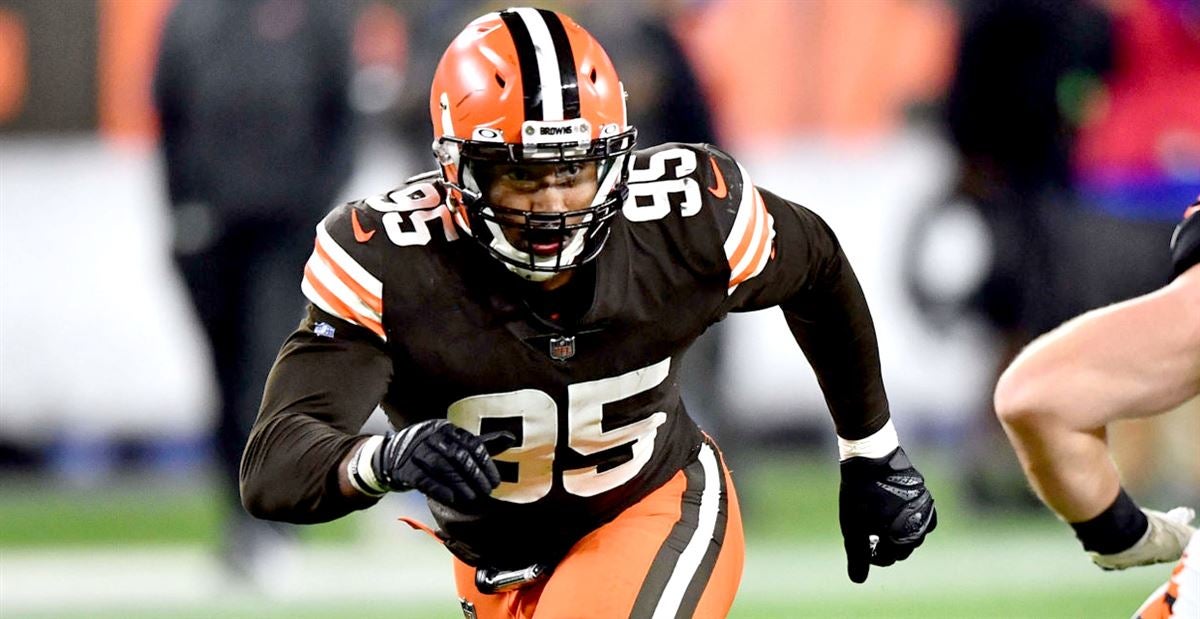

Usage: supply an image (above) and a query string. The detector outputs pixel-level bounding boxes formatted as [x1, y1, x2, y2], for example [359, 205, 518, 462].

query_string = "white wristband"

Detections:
[347, 435, 387, 496]
[838, 419, 899, 461]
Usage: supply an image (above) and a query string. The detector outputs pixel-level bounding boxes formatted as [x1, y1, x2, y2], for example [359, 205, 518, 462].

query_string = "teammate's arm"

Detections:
[994, 265, 1200, 567]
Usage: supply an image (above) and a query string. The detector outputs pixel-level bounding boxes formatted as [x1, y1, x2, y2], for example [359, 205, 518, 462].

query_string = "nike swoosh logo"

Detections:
[707, 156, 727, 199]
[351, 209, 376, 243]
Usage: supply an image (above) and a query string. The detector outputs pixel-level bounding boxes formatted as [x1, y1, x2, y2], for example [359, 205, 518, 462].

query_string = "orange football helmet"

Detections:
[430, 7, 637, 281]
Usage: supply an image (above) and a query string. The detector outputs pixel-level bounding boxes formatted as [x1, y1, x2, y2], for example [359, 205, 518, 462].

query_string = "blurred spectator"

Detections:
[152, 0, 356, 581]
[928, 0, 1114, 508]
[385, 1, 718, 170]
[1070, 0, 1200, 503]
[573, 1, 717, 147]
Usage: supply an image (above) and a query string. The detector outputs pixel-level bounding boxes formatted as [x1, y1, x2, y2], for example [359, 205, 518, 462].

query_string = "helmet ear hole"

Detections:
[495, 73, 506, 88]
[589, 67, 598, 83]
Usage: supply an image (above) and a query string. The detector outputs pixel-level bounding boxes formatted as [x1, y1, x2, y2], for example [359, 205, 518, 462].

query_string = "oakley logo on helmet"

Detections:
[472, 127, 503, 142]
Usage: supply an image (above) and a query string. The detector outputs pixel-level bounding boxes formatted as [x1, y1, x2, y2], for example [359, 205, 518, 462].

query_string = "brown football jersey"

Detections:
[243, 142, 889, 569]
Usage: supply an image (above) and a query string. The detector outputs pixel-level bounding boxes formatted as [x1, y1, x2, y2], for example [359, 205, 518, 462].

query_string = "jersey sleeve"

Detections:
[700, 145, 777, 294]
[1171, 200, 1200, 279]
[240, 305, 393, 524]
[623, 142, 777, 291]
[301, 201, 387, 341]
[693, 145, 847, 315]
[692, 146, 892, 440]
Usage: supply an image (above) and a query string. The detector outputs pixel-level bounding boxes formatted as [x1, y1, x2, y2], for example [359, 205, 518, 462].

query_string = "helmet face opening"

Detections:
[446, 147, 633, 281]
[430, 7, 637, 281]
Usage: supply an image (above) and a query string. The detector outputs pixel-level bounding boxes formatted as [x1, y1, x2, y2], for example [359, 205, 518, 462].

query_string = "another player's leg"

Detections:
[1134, 531, 1199, 619]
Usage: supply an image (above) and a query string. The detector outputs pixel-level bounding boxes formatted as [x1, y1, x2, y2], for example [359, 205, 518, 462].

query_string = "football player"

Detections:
[994, 198, 1200, 618]
[240, 8, 936, 617]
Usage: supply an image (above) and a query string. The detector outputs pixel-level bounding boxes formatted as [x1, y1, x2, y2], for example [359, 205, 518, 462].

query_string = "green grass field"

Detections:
[0, 453, 1172, 618]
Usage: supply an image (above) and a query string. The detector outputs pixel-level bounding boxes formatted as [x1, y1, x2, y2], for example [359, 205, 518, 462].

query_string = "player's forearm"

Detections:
[240, 315, 394, 522]
[781, 248, 890, 439]
[241, 412, 379, 523]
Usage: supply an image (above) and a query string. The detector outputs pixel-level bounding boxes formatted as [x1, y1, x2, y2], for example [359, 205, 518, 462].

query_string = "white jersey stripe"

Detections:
[721, 163, 757, 260]
[514, 7, 564, 120]
[305, 253, 383, 330]
[300, 253, 384, 338]
[652, 443, 721, 619]
[728, 189, 776, 294]
[315, 221, 382, 300]
[301, 277, 343, 324]
[729, 189, 769, 279]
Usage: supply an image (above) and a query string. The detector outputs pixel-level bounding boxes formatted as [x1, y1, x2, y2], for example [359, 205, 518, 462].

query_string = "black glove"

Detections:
[839, 446, 937, 583]
[372, 420, 515, 508]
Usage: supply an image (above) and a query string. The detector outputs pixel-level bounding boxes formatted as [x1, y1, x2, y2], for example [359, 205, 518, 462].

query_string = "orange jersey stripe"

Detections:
[313, 236, 383, 315]
[303, 264, 385, 338]
[726, 188, 763, 269]
[729, 209, 771, 287]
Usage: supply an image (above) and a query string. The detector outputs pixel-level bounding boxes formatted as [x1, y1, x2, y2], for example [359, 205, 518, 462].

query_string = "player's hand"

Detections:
[1090, 506, 1195, 570]
[372, 420, 516, 508]
[839, 446, 937, 584]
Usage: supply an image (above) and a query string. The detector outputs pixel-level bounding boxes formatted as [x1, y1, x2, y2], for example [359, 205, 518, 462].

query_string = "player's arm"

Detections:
[241, 203, 509, 524]
[993, 265, 1200, 567]
[994, 203, 1200, 569]
[765, 190, 938, 584]
[700, 145, 935, 583]
[240, 306, 393, 523]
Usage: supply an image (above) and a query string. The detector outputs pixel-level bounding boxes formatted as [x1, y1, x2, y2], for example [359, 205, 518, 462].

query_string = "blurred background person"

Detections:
[152, 0, 356, 580]
[1070, 0, 1200, 507]
[921, 0, 1115, 509]
[910, 0, 1199, 513]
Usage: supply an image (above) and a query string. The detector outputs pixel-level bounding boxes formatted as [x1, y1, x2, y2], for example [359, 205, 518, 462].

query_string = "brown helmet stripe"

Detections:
[499, 8, 580, 122]
[536, 8, 580, 119]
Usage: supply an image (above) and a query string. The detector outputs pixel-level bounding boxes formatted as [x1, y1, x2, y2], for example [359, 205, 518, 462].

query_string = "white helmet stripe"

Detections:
[439, 92, 455, 137]
[513, 7, 564, 121]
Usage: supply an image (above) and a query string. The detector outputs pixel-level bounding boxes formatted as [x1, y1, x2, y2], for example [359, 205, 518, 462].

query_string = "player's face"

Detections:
[483, 161, 600, 257]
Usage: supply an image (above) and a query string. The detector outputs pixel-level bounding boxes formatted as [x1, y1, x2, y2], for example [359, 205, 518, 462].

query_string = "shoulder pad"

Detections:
[302, 201, 387, 341]
[625, 143, 748, 225]
[623, 143, 774, 291]
[1171, 201, 1199, 278]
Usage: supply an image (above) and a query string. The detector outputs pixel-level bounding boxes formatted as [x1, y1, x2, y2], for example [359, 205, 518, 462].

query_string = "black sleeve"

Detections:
[727, 190, 890, 440]
[1171, 205, 1199, 279]
[240, 305, 393, 524]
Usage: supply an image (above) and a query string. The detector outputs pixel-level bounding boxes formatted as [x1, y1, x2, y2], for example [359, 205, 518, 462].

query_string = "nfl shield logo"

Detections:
[549, 335, 576, 361]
